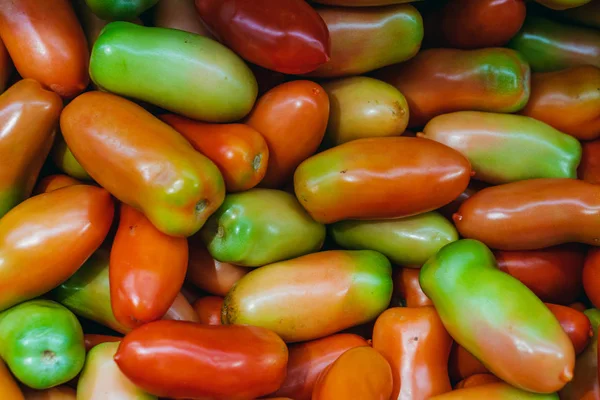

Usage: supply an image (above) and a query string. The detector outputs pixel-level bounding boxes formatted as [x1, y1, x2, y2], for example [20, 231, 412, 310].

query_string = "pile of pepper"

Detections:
[0, 0, 599, 399]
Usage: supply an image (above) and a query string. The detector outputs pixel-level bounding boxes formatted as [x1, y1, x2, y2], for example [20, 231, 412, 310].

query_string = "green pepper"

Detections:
[420, 239, 575, 394]
[509, 16, 600, 72]
[90, 22, 258, 123]
[200, 188, 326, 267]
[50, 249, 130, 334]
[0, 300, 85, 389]
[420, 111, 581, 184]
[330, 211, 458, 266]
[85, 0, 159, 21]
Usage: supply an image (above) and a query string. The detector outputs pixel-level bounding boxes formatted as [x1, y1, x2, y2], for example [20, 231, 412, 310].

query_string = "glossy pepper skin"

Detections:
[420, 111, 581, 184]
[322, 76, 409, 146]
[195, 0, 330, 74]
[114, 320, 288, 400]
[51, 249, 130, 334]
[545, 303, 592, 355]
[110, 204, 188, 329]
[393, 268, 432, 307]
[309, 5, 422, 78]
[426, 0, 526, 49]
[375, 48, 530, 128]
[201, 189, 325, 267]
[430, 383, 559, 400]
[271, 333, 368, 400]
[452, 303, 590, 378]
[559, 309, 600, 400]
[372, 307, 453, 400]
[534, 0, 592, 10]
[0, 360, 23, 400]
[33, 175, 81, 195]
[246, 80, 330, 188]
[312, 346, 393, 400]
[0, 185, 113, 312]
[521, 66, 600, 141]
[61, 91, 225, 238]
[77, 342, 156, 400]
[51, 134, 93, 181]
[223, 250, 393, 342]
[294, 137, 471, 224]
[509, 16, 600, 72]
[193, 296, 223, 325]
[0, 38, 11, 94]
[0, 300, 85, 389]
[330, 212, 458, 266]
[0, 79, 63, 218]
[454, 179, 600, 250]
[85, 0, 159, 20]
[154, 0, 213, 36]
[90, 22, 258, 123]
[583, 248, 600, 309]
[0, 0, 88, 98]
[420, 240, 575, 393]
[579, 139, 600, 184]
[495, 245, 585, 304]
[186, 235, 248, 296]
[160, 114, 269, 192]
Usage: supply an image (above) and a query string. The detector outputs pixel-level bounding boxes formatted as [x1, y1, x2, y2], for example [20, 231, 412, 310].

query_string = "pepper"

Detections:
[114, 320, 288, 399]
[90, 22, 257, 123]
[0, 185, 113, 312]
[420, 111, 581, 184]
[420, 239, 574, 393]
[520, 66, 600, 141]
[322, 76, 409, 147]
[376, 48, 530, 127]
[309, 5, 423, 77]
[0, 300, 85, 389]
[195, 0, 330, 74]
[330, 211, 458, 266]
[223, 250, 392, 342]
[455, 179, 600, 250]
[294, 137, 471, 224]
[271, 333, 368, 400]
[372, 307, 453, 399]
[509, 16, 600, 72]
[201, 189, 325, 267]
[0, 79, 63, 217]
[61, 91, 225, 238]
[312, 347, 393, 400]
[0, 0, 89, 98]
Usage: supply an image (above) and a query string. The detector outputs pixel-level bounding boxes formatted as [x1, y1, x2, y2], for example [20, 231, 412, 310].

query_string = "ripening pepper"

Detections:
[420, 239, 575, 393]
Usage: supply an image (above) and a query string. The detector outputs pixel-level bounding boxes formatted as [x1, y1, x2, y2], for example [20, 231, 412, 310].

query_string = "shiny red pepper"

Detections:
[195, 0, 330, 74]
[114, 320, 288, 399]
